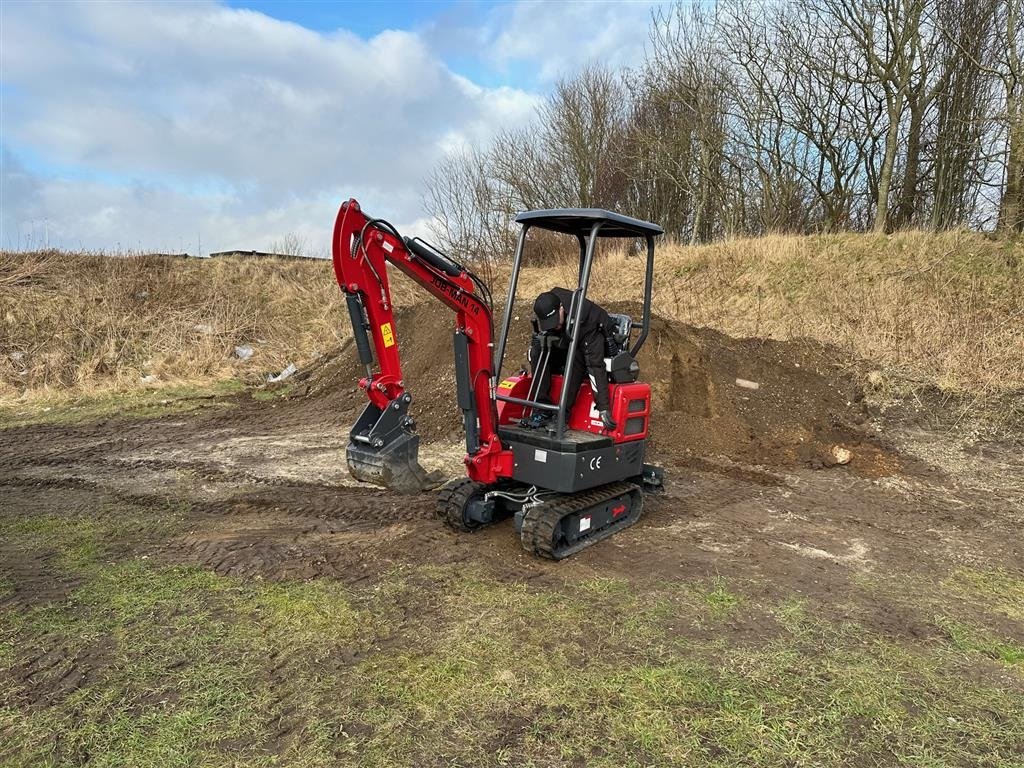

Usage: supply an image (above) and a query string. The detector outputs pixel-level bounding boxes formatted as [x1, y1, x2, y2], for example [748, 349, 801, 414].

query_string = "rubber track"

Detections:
[520, 481, 643, 560]
[437, 477, 486, 532]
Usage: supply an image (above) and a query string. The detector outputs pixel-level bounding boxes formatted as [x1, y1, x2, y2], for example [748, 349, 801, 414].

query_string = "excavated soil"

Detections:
[292, 301, 891, 474]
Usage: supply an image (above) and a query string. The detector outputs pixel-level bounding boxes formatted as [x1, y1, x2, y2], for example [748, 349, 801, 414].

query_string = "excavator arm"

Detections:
[331, 198, 511, 492]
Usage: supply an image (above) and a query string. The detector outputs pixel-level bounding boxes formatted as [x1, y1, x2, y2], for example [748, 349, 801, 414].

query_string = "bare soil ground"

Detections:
[1, 376, 1020, 627]
[1, 315, 1022, 766]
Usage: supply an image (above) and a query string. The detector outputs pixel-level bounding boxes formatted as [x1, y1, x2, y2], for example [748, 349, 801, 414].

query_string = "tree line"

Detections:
[424, 0, 1024, 257]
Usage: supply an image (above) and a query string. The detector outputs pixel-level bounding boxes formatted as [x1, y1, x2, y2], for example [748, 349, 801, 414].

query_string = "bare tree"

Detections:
[423, 144, 516, 264]
[996, 0, 1024, 231]
[632, 2, 731, 242]
[818, 0, 930, 232]
[489, 65, 630, 214]
[928, 0, 1002, 228]
[421, 0, 1018, 255]
[270, 232, 307, 257]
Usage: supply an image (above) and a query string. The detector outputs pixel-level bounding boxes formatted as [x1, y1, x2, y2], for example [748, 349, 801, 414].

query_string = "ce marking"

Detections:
[589, 457, 603, 471]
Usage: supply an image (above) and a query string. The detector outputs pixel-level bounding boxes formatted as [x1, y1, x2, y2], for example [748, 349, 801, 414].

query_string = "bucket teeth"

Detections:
[345, 431, 443, 493]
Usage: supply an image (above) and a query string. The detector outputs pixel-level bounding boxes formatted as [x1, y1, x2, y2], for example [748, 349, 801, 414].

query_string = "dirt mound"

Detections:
[286, 301, 887, 473]
[633, 312, 880, 471]
[282, 302, 464, 442]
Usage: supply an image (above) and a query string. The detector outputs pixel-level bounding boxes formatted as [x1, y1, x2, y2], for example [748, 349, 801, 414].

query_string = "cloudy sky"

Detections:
[1, 0, 656, 255]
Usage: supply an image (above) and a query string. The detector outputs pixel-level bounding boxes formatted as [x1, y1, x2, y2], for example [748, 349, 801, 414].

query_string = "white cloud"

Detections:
[482, 1, 658, 82]
[1, 1, 539, 254]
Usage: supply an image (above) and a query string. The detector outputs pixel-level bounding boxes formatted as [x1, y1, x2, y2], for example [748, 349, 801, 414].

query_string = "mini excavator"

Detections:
[331, 198, 664, 559]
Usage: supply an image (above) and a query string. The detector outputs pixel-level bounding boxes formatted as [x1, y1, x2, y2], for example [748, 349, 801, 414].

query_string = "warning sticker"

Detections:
[499, 379, 517, 390]
[380, 322, 395, 348]
[579, 516, 592, 532]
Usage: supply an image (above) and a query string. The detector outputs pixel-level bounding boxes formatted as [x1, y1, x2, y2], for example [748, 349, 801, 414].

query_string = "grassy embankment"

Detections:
[2, 230, 1021, 425]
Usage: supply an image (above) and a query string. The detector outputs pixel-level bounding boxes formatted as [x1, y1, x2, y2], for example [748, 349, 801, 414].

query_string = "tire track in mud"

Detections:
[3, 390, 1022, 621]
[0, 548, 83, 612]
[0, 410, 483, 589]
[159, 486, 462, 582]
[4, 638, 114, 711]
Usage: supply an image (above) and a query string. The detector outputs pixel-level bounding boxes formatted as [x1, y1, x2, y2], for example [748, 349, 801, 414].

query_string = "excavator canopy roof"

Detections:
[514, 208, 664, 238]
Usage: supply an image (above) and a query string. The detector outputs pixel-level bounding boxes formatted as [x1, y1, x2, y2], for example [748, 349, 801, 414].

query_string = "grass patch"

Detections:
[0, 379, 243, 428]
[856, 567, 1024, 660]
[3, 533, 1022, 766]
[0, 500, 186, 577]
[943, 568, 1024, 623]
[345, 569, 1024, 767]
[249, 382, 296, 402]
[700, 576, 743, 617]
[936, 616, 1024, 667]
[2, 561, 379, 768]
[8, 561, 1024, 765]
[0, 250, 355, 397]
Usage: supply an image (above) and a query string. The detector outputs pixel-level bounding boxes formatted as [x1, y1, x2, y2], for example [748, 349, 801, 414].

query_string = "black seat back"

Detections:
[605, 313, 632, 355]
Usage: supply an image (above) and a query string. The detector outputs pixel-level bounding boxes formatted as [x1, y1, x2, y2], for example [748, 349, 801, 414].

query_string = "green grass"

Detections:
[344, 574, 1023, 767]
[936, 617, 1024, 667]
[0, 379, 244, 428]
[943, 568, 1024, 623]
[856, 567, 1024, 667]
[2, 501, 1023, 767]
[700, 577, 743, 618]
[0, 501, 185, 576]
[249, 381, 296, 402]
[1, 560, 378, 768]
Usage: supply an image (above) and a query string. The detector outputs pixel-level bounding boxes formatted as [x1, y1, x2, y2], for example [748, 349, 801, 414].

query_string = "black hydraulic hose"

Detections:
[352, 228, 386, 297]
[345, 293, 374, 367]
[404, 236, 463, 277]
[367, 218, 493, 316]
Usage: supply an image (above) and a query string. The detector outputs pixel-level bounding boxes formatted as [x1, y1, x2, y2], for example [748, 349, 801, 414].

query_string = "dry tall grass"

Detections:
[1, 252, 342, 398]
[520, 230, 1023, 400]
[2, 232, 1021, 415]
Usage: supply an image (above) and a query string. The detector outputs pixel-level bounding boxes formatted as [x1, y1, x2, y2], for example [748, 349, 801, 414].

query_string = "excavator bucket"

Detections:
[346, 397, 444, 493]
[346, 431, 443, 493]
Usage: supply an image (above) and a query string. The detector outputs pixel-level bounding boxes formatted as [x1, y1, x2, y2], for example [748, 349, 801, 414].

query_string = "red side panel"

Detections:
[607, 382, 651, 441]
[565, 379, 651, 442]
[497, 372, 650, 442]
[495, 374, 533, 425]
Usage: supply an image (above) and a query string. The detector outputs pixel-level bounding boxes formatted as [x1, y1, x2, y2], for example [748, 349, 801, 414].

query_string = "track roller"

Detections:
[519, 481, 643, 560]
[437, 477, 489, 532]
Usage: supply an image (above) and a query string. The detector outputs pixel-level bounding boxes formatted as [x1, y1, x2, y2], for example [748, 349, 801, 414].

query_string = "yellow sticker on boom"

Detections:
[499, 378, 517, 390]
[380, 322, 395, 348]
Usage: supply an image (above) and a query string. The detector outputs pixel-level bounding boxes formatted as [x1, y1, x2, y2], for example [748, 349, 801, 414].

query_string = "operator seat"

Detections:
[604, 313, 640, 383]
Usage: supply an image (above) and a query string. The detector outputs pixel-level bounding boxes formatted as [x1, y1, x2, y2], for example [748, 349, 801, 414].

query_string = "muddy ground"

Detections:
[1, 315, 1022, 766]
[1, 377, 1021, 626]
[4, 303, 987, 599]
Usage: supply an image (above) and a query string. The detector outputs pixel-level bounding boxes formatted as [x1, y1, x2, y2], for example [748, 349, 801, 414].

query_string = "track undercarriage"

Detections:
[438, 476, 655, 560]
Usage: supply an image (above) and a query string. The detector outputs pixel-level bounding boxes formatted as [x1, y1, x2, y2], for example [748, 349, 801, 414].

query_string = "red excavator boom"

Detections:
[331, 199, 512, 491]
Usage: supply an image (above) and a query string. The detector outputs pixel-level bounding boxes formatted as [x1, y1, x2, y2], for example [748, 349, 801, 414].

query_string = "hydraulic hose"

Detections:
[345, 293, 374, 369]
